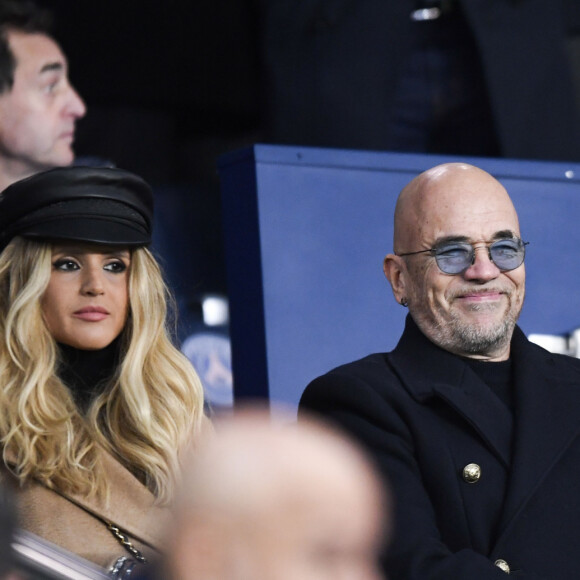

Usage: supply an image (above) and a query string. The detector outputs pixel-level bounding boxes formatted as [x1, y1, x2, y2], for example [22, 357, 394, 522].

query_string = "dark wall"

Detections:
[37, 1, 265, 303]
[43, 1, 263, 184]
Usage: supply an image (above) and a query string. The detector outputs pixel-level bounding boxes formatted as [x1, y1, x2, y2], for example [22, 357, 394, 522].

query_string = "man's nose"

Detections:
[65, 85, 87, 119]
[462, 245, 501, 281]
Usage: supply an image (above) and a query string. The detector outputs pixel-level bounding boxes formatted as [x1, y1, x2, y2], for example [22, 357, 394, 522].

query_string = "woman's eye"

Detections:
[53, 259, 79, 271]
[104, 261, 127, 273]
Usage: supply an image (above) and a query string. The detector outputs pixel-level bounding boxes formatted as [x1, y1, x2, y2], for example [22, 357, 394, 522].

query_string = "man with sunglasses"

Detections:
[301, 162, 580, 578]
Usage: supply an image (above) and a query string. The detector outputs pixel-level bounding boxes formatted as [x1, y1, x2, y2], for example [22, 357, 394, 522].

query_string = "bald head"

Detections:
[167, 410, 388, 580]
[384, 162, 526, 361]
[393, 163, 520, 252]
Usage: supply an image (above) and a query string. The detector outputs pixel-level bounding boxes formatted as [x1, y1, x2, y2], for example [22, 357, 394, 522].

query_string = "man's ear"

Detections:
[383, 254, 408, 305]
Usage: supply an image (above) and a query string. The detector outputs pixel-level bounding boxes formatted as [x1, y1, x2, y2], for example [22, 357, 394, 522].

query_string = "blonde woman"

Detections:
[0, 167, 206, 576]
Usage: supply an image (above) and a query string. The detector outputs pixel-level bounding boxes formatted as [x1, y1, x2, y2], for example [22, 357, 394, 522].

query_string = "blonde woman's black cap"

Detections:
[0, 166, 154, 251]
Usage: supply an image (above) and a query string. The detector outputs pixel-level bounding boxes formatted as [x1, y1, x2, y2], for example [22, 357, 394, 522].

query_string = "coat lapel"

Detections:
[389, 316, 513, 467]
[63, 450, 170, 550]
[428, 377, 513, 468]
[495, 329, 580, 540]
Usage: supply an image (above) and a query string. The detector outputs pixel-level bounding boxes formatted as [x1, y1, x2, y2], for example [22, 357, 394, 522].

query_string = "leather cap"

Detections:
[0, 166, 154, 251]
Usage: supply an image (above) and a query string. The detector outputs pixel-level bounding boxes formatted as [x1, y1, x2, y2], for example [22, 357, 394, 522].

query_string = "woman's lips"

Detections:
[73, 306, 109, 321]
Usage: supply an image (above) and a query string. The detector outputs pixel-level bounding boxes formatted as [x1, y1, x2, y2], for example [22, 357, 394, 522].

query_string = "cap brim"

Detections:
[21, 217, 150, 247]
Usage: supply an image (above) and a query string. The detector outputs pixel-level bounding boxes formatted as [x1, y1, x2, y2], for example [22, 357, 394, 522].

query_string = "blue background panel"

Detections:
[218, 145, 580, 414]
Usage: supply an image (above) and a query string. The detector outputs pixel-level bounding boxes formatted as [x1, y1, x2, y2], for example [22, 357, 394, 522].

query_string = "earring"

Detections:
[400, 298, 408, 307]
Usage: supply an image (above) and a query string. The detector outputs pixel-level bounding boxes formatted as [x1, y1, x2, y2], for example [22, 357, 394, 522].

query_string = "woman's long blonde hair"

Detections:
[0, 238, 205, 503]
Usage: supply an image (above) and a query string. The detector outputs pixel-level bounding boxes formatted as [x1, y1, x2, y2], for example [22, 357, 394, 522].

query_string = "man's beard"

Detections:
[438, 300, 520, 355]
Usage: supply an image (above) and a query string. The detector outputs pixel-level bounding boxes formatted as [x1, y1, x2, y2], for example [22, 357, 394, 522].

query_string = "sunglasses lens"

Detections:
[489, 239, 525, 270]
[434, 243, 473, 274]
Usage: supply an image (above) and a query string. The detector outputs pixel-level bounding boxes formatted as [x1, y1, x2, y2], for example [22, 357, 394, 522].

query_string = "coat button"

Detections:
[462, 463, 481, 483]
[495, 559, 510, 573]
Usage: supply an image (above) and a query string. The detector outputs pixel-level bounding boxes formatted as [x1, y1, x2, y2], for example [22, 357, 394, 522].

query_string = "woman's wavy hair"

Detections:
[0, 238, 205, 503]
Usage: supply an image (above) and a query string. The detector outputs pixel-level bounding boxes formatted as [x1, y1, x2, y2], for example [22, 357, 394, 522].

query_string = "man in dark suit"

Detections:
[300, 162, 580, 578]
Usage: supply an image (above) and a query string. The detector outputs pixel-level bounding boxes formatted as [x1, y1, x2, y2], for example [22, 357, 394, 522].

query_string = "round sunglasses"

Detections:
[397, 238, 528, 275]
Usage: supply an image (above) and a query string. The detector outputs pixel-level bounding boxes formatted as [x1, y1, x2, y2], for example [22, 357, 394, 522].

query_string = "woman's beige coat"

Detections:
[1, 449, 170, 571]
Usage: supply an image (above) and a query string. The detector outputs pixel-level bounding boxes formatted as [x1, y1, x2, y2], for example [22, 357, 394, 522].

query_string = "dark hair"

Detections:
[0, 0, 53, 93]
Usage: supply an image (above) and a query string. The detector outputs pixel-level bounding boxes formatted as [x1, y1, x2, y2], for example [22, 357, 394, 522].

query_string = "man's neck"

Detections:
[0, 159, 51, 192]
[459, 350, 511, 362]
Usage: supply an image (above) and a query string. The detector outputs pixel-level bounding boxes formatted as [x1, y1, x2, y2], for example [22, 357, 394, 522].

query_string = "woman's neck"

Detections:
[57, 338, 121, 412]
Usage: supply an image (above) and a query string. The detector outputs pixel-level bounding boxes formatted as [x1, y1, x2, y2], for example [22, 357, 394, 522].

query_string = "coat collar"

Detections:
[388, 315, 514, 466]
[496, 333, 580, 540]
[61, 450, 170, 550]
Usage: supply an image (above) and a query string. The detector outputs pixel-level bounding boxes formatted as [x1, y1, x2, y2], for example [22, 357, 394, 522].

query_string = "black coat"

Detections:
[263, 0, 580, 161]
[300, 315, 580, 578]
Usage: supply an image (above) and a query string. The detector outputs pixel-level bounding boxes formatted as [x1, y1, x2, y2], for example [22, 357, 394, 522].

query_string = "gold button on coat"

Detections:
[462, 463, 481, 483]
[495, 559, 510, 573]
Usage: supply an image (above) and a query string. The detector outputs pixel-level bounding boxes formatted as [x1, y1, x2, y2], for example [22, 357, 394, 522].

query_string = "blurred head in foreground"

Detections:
[166, 409, 390, 580]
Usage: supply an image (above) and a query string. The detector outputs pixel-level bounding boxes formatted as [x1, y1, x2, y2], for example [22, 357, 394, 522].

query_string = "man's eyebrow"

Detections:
[492, 229, 518, 240]
[433, 231, 518, 246]
[39, 62, 64, 74]
[433, 235, 470, 246]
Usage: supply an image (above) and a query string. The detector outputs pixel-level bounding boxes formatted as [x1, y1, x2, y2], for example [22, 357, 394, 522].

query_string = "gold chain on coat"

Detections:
[107, 523, 148, 564]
